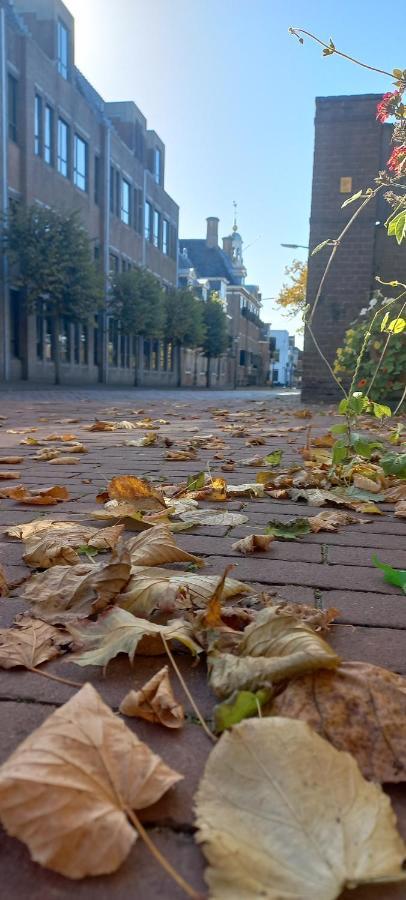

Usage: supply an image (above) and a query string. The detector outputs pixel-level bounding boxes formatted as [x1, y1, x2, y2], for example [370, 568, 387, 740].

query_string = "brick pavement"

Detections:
[0, 388, 405, 900]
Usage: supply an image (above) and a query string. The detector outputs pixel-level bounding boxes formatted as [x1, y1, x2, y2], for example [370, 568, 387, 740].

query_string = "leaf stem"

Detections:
[162, 637, 217, 743]
[28, 667, 82, 688]
[289, 28, 394, 78]
[126, 808, 203, 900]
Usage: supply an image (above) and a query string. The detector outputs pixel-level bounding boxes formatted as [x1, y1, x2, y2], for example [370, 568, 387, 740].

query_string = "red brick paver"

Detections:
[0, 388, 405, 900]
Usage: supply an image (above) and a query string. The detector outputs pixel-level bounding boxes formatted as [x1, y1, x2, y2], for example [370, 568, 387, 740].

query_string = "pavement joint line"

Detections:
[320, 544, 329, 564]
[313, 588, 323, 609]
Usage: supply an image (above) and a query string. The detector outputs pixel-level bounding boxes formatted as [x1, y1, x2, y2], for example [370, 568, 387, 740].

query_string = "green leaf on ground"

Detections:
[187, 472, 205, 491]
[265, 450, 283, 467]
[380, 453, 406, 478]
[265, 518, 311, 540]
[372, 555, 406, 594]
[344, 486, 386, 502]
[214, 688, 272, 733]
[351, 435, 384, 459]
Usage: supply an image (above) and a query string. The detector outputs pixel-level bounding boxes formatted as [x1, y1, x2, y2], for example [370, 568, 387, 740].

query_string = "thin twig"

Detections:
[289, 28, 394, 79]
[162, 636, 217, 743]
[28, 667, 82, 688]
[367, 298, 406, 395]
[126, 808, 203, 900]
[393, 384, 406, 416]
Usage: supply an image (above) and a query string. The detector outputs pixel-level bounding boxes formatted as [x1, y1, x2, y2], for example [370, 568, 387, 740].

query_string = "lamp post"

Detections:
[280, 243, 309, 250]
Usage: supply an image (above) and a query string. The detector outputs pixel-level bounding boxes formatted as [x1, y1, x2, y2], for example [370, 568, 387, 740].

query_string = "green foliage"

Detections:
[265, 450, 283, 467]
[163, 288, 206, 347]
[265, 518, 311, 540]
[380, 452, 406, 478]
[334, 297, 405, 403]
[4, 205, 102, 320]
[372, 555, 406, 594]
[387, 210, 406, 245]
[202, 294, 228, 358]
[110, 268, 164, 337]
[214, 689, 271, 733]
[187, 472, 205, 491]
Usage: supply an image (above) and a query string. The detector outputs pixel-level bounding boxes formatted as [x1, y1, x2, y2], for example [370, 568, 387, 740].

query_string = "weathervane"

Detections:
[232, 200, 238, 232]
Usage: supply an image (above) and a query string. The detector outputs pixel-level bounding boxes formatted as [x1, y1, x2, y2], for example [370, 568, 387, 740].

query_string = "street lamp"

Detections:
[280, 243, 309, 249]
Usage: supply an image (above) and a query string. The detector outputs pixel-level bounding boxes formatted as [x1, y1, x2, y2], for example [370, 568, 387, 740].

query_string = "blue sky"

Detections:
[65, 0, 399, 340]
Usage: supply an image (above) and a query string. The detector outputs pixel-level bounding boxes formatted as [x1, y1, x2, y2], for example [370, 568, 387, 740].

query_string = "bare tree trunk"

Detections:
[206, 355, 211, 388]
[176, 342, 182, 388]
[53, 315, 61, 385]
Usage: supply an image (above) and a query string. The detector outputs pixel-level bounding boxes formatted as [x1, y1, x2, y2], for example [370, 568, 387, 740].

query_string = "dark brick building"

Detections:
[303, 94, 406, 401]
[0, 0, 179, 385]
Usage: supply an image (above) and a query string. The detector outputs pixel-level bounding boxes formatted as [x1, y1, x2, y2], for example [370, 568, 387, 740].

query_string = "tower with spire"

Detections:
[221, 201, 247, 284]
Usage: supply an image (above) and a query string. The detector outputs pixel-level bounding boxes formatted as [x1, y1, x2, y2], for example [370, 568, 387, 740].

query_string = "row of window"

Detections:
[34, 92, 88, 190]
[144, 202, 172, 255]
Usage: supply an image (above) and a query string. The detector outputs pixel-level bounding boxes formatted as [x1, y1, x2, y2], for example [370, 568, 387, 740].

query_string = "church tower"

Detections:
[222, 202, 247, 284]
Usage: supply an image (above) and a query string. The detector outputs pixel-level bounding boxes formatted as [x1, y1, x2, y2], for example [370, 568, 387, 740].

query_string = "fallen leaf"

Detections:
[86, 420, 115, 431]
[119, 665, 184, 728]
[226, 483, 264, 498]
[293, 407, 313, 418]
[23, 554, 131, 623]
[265, 517, 311, 540]
[107, 475, 166, 511]
[385, 483, 406, 503]
[264, 449, 283, 466]
[313, 432, 335, 447]
[0, 484, 69, 505]
[178, 510, 249, 527]
[125, 524, 202, 567]
[353, 474, 382, 493]
[22, 523, 125, 568]
[208, 607, 339, 698]
[289, 488, 349, 507]
[240, 454, 267, 467]
[0, 456, 23, 464]
[245, 435, 267, 446]
[7, 518, 63, 540]
[213, 688, 272, 733]
[44, 433, 77, 442]
[68, 608, 201, 667]
[165, 449, 197, 460]
[0, 470, 21, 480]
[308, 510, 364, 533]
[49, 456, 79, 465]
[125, 433, 157, 447]
[372, 555, 406, 594]
[270, 661, 406, 782]
[31, 448, 61, 461]
[195, 718, 406, 899]
[231, 534, 274, 554]
[0, 565, 8, 597]
[0, 618, 67, 669]
[395, 501, 406, 518]
[0, 683, 181, 878]
[119, 567, 251, 618]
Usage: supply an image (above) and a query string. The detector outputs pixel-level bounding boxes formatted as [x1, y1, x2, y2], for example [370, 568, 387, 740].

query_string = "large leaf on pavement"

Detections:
[22, 523, 124, 568]
[270, 661, 406, 782]
[265, 517, 311, 540]
[68, 607, 201, 667]
[107, 475, 166, 510]
[195, 718, 406, 900]
[23, 555, 131, 623]
[119, 567, 251, 618]
[119, 665, 184, 728]
[0, 683, 181, 878]
[125, 524, 202, 567]
[372, 555, 406, 594]
[0, 618, 67, 670]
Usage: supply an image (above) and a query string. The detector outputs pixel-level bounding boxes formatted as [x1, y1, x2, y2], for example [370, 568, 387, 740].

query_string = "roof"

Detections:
[179, 239, 238, 284]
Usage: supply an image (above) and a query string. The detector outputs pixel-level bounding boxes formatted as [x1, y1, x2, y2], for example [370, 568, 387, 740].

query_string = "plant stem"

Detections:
[289, 28, 394, 79]
[367, 298, 406, 395]
[28, 667, 82, 688]
[126, 808, 203, 900]
[393, 384, 406, 416]
[162, 637, 216, 743]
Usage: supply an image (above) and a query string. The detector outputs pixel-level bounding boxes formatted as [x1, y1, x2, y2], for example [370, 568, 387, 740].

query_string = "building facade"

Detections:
[180, 216, 269, 387]
[303, 93, 406, 401]
[0, 0, 179, 385]
[266, 329, 299, 387]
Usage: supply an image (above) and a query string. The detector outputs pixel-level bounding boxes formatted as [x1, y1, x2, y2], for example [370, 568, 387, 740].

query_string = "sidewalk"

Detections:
[0, 390, 405, 899]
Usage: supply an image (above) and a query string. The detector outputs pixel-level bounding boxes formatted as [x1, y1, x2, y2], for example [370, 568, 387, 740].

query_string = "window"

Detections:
[162, 219, 169, 255]
[74, 134, 87, 191]
[110, 166, 115, 213]
[121, 179, 130, 224]
[153, 209, 160, 248]
[109, 253, 119, 275]
[44, 105, 53, 164]
[94, 155, 100, 205]
[115, 170, 120, 217]
[59, 318, 71, 363]
[8, 75, 17, 143]
[57, 118, 69, 177]
[74, 323, 88, 364]
[34, 95, 42, 156]
[154, 147, 161, 185]
[9, 290, 21, 360]
[57, 20, 69, 79]
[144, 201, 152, 240]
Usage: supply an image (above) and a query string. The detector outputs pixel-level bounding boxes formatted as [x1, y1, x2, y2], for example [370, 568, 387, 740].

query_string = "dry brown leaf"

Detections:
[0, 456, 23, 464]
[245, 435, 266, 446]
[200, 566, 235, 628]
[195, 718, 406, 900]
[31, 448, 61, 461]
[231, 534, 274, 554]
[125, 524, 202, 567]
[208, 607, 339, 698]
[119, 665, 184, 728]
[0, 565, 8, 597]
[68, 608, 201, 666]
[177, 509, 249, 527]
[22, 522, 125, 568]
[293, 407, 313, 418]
[165, 449, 197, 460]
[227, 483, 264, 498]
[23, 553, 131, 623]
[119, 567, 251, 618]
[0, 470, 21, 480]
[86, 420, 115, 432]
[308, 510, 364, 533]
[385, 483, 406, 503]
[240, 454, 266, 466]
[395, 501, 406, 518]
[7, 518, 66, 540]
[44, 433, 77, 442]
[49, 456, 79, 465]
[353, 474, 382, 493]
[312, 432, 335, 447]
[0, 683, 182, 878]
[0, 484, 69, 505]
[0, 618, 67, 669]
[107, 475, 166, 510]
[270, 661, 406, 782]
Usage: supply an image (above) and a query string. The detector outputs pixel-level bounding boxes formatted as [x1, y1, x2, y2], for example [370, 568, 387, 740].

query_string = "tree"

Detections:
[202, 293, 229, 387]
[110, 268, 164, 382]
[276, 260, 307, 319]
[4, 205, 102, 383]
[163, 288, 206, 386]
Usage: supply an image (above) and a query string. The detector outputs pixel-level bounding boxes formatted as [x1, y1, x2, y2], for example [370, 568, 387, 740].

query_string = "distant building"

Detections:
[180, 215, 269, 386]
[265, 328, 299, 387]
[0, 0, 179, 386]
[303, 94, 406, 400]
